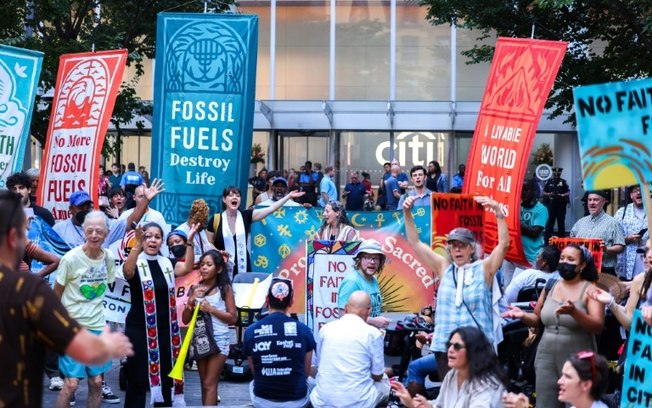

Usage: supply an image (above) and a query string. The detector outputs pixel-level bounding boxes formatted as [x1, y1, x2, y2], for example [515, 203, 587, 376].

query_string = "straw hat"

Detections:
[596, 273, 626, 303]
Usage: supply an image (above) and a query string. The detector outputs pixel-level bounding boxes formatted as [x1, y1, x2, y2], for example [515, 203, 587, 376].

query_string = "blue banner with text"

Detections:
[151, 13, 258, 224]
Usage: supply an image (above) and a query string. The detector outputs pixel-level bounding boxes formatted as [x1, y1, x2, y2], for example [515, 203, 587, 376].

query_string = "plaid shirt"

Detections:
[570, 211, 625, 269]
[430, 261, 493, 353]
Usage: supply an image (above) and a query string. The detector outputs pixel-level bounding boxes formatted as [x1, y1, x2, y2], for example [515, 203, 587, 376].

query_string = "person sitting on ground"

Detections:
[503, 245, 560, 304]
[391, 326, 507, 408]
[245, 277, 316, 408]
[310, 291, 390, 408]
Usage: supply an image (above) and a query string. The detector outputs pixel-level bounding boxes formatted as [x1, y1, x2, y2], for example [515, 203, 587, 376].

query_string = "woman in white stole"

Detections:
[206, 186, 304, 277]
[122, 222, 186, 407]
[314, 201, 359, 241]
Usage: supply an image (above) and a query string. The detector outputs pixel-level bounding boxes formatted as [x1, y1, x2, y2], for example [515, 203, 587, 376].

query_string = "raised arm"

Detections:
[252, 190, 305, 222]
[402, 195, 447, 279]
[476, 196, 510, 286]
[125, 179, 165, 231]
[174, 223, 199, 276]
[122, 226, 144, 280]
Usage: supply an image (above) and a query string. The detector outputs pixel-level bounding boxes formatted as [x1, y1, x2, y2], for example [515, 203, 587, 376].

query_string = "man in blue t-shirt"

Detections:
[337, 239, 391, 329]
[244, 278, 316, 408]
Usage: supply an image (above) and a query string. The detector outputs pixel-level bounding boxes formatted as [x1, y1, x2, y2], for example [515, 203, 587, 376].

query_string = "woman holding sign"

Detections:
[502, 244, 604, 408]
[402, 195, 509, 397]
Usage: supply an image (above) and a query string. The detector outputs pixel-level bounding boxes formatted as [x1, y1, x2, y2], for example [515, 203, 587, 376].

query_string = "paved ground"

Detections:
[41, 316, 409, 407]
[42, 357, 253, 407]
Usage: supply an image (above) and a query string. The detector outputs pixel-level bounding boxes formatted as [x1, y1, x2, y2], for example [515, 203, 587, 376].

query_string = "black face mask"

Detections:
[75, 209, 90, 225]
[169, 245, 186, 259]
[558, 262, 578, 280]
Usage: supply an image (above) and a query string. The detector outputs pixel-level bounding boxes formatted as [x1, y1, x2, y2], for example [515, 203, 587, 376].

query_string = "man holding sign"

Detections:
[337, 240, 391, 329]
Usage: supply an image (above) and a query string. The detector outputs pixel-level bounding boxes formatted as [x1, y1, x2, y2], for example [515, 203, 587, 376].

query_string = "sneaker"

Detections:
[69, 393, 76, 407]
[101, 383, 120, 404]
[48, 376, 63, 391]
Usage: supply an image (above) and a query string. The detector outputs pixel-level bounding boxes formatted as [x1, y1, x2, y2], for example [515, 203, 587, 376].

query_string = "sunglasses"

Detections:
[576, 350, 596, 382]
[446, 341, 466, 351]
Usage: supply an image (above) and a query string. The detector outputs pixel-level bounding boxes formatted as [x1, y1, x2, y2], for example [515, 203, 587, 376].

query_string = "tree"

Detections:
[419, 0, 652, 123]
[0, 0, 236, 155]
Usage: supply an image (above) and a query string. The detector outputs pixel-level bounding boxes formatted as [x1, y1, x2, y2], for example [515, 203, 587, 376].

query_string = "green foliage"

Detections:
[419, 0, 652, 124]
[0, 0, 236, 154]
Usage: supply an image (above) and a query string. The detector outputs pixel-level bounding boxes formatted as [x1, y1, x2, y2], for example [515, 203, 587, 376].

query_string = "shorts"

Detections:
[214, 332, 231, 356]
[59, 330, 112, 379]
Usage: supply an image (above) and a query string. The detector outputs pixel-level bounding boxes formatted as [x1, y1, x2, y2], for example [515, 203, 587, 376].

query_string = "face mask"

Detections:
[557, 262, 578, 280]
[75, 209, 90, 225]
[169, 245, 186, 259]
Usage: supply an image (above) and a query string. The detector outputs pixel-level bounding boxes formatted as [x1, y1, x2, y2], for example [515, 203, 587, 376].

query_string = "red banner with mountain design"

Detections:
[38, 50, 127, 219]
[463, 38, 567, 265]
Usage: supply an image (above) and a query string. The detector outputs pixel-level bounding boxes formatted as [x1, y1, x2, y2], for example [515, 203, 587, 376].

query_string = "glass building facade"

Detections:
[108, 0, 584, 222]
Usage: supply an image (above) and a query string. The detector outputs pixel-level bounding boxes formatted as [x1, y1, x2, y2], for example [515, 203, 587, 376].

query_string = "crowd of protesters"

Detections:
[3, 158, 652, 408]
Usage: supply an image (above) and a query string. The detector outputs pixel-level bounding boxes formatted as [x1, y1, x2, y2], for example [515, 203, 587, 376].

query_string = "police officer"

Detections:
[543, 167, 570, 240]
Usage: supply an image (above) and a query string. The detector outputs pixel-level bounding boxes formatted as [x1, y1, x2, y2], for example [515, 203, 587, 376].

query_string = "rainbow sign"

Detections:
[574, 78, 652, 189]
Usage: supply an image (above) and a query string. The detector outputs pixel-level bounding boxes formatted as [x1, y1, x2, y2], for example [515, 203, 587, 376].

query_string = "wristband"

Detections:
[186, 242, 193, 247]
[607, 297, 615, 309]
[495, 213, 505, 219]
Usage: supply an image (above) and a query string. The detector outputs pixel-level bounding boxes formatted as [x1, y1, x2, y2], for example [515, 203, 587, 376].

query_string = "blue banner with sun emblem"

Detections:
[0, 45, 43, 188]
[151, 13, 258, 225]
[574, 78, 652, 190]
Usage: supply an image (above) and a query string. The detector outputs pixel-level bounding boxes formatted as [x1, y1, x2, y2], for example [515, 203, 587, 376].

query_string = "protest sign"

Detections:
[151, 13, 258, 225]
[464, 38, 567, 265]
[574, 78, 652, 244]
[0, 45, 43, 188]
[621, 310, 652, 408]
[549, 237, 604, 273]
[37, 50, 127, 218]
[250, 207, 435, 314]
[430, 193, 485, 254]
[574, 78, 652, 191]
[306, 241, 358, 334]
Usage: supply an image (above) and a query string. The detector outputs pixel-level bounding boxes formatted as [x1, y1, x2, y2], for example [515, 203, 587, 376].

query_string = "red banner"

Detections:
[463, 38, 567, 265]
[38, 50, 128, 218]
[430, 193, 485, 254]
[549, 237, 603, 273]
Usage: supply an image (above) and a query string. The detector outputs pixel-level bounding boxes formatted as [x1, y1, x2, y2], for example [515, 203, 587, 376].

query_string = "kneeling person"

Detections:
[245, 278, 316, 408]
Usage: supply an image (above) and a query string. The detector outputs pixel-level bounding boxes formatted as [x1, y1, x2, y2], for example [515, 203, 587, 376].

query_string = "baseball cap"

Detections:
[166, 229, 188, 242]
[272, 177, 288, 186]
[447, 228, 476, 245]
[70, 191, 93, 207]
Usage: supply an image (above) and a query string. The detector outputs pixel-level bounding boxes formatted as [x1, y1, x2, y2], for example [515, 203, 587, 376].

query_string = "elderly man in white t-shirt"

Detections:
[310, 291, 390, 408]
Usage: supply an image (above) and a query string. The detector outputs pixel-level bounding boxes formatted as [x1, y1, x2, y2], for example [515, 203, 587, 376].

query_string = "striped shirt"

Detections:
[570, 211, 625, 269]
